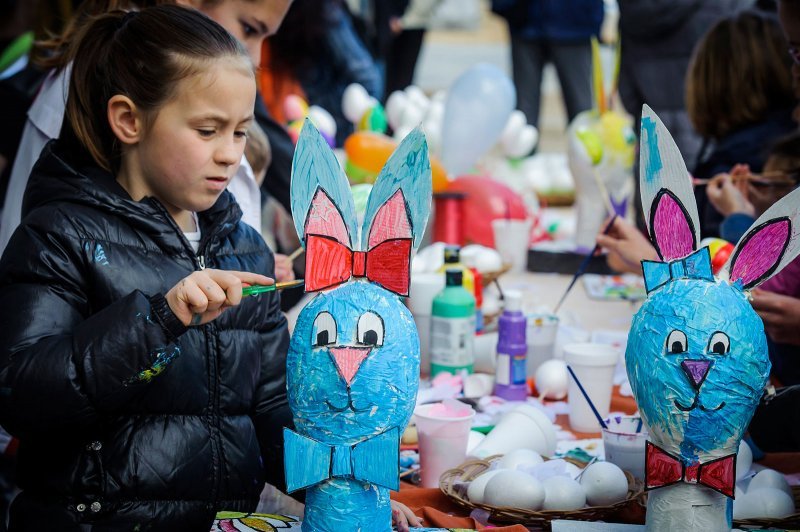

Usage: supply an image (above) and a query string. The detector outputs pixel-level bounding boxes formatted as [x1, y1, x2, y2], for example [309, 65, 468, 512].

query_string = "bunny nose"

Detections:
[329, 347, 371, 386]
[681, 359, 712, 389]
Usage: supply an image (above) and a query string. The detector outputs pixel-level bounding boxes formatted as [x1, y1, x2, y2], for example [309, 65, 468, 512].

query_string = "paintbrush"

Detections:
[553, 214, 618, 315]
[242, 279, 304, 297]
[286, 247, 304, 262]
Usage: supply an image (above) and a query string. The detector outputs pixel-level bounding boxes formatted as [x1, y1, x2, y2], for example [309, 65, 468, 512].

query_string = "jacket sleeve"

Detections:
[0, 217, 185, 439]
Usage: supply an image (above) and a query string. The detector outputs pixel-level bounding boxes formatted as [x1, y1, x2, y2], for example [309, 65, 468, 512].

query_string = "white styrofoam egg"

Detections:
[502, 124, 539, 158]
[342, 83, 371, 123]
[384, 90, 408, 130]
[399, 103, 426, 130]
[461, 245, 503, 273]
[307, 105, 337, 139]
[466, 430, 486, 455]
[499, 449, 544, 471]
[580, 462, 629, 506]
[393, 126, 414, 142]
[733, 488, 795, 519]
[466, 469, 502, 505]
[542, 476, 586, 511]
[501, 110, 527, 145]
[747, 468, 792, 498]
[404, 85, 429, 110]
[484, 470, 545, 510]
[736, 440, 752, 481]
[534, 359, 569, 400]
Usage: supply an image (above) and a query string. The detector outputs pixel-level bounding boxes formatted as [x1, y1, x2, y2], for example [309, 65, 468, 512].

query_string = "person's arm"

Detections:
[595, 216, 659, 274]
[618, 0, 702, 40]
[748, 384, 800, 452]
[325, 4, 382, 100]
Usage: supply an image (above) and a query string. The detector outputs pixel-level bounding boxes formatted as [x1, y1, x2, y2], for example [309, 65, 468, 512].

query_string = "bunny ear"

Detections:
[291, 120, 358, 248]
[361, 127, 432, 251]
[721, 187, 800, 289]
[640, 105, 700, 260]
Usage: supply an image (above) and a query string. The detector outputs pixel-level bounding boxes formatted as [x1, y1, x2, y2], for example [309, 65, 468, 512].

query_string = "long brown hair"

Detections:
[65, 4, 250, 171]
[686, 11, 794, 139]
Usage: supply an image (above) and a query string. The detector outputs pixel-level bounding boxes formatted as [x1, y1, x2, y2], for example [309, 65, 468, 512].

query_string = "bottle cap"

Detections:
[504, 290, 522, 312]
[445, 269, 463, 287]
[443, 246, 461, 264]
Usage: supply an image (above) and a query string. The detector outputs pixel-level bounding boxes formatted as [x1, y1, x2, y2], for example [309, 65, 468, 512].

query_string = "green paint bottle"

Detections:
[430, 269, 476, 377]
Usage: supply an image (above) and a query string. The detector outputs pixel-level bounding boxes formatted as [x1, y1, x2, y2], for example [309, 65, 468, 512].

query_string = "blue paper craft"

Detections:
[285, 122, 431, 531]
[624, 106, 800, 531]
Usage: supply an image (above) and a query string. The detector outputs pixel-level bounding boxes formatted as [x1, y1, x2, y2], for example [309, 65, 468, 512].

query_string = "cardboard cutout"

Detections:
[625, 106, 800, 531]
[285, 121, 431, 531]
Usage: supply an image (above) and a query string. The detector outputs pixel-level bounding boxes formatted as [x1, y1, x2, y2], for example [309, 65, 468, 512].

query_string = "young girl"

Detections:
[0, 6, 291, 529]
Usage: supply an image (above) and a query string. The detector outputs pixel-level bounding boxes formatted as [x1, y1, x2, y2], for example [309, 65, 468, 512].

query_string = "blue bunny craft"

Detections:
[284, 121, 432, 532]
[625, 106, 800, 531]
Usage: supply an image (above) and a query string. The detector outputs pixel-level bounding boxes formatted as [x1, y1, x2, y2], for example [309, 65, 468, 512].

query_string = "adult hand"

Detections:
[751, 289, 800, 345]
[274, 254, 295, 283]
[165, 269, 274, 326]
[595, 216, 658, 274]
[707, 165, 755, 217]
[390, 500, 423, 532]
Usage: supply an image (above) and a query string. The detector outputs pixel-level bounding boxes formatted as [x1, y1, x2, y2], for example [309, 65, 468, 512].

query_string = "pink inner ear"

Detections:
[368, 190, 412, 248]
[305, 189, 350, 245]
[652, 191, 695, 261]
[730, 219, 790, 287]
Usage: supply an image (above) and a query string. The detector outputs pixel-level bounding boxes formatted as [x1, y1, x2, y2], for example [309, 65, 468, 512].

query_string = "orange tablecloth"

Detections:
[392, 387, 799, 529]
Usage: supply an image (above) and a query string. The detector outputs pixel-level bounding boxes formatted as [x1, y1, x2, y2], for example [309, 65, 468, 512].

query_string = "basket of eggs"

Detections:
[439, 450, 644, 530]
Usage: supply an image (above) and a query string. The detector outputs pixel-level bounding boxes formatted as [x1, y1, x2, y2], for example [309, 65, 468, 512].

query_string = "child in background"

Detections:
[0, 6, 289, 528]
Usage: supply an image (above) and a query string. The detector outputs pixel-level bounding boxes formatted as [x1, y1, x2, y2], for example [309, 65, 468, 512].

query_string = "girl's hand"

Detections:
[165, 269, 274, 326]
[390, 500, 423, 532]
[274, 254, 295, 283]
[751, 289, 800, 345]
[595, 216, 659, 274]
[707, 170, 755, 217]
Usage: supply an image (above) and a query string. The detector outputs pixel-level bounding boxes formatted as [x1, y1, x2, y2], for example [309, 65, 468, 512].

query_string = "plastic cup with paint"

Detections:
[563, 343, 619, 433]
[468, 403, 556, 459]
[526, 313, 559, 377]
[414, 400, 475, 488]
[491, 218, 532, 273]
[602, 416, 648, 480]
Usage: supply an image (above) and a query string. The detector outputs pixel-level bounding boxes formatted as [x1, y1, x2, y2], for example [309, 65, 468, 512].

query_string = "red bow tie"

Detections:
[304, 234, 412, 295]
[645, 441, 736, 498]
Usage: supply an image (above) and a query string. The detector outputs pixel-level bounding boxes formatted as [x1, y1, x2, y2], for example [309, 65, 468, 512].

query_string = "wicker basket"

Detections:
[480, 264, 512, 287]
[732, 485, 800, 530]
[439, 456, 644, 530]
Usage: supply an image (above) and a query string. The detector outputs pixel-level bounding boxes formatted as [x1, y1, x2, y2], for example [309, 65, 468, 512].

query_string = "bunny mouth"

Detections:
[674, 397, 726, 412]
[325, 389, 375, 413]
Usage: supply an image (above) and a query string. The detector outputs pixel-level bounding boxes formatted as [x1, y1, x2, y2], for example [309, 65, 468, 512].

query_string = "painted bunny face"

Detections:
[287, 282, 419, 444]
[627, 277, 769, 458]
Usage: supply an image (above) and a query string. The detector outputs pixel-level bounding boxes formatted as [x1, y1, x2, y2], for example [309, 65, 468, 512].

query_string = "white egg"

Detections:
[748, 468, 792, 498]
[734, 488, 795, 519]
[399, 104, 426, 130]
[580, 462, 629, 506]
[499, 449, 544, 471]
[466, 469, 502, 505]
[384, 91, 408, 130]
[307, 105, 337, 139]
[484, 470, 545, 510]
[736, 440, 753, 481]
[501, 110, 527, 145]
[404, 85, 430, 111]
[535, 360, 569, 400]
[502, 125, 538, 159]
[542, 476, 586, 511]
[342, 83, 371, 123]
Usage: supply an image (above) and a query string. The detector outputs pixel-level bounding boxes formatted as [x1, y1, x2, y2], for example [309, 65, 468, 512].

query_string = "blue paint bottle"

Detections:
[493, 290, 528, 400]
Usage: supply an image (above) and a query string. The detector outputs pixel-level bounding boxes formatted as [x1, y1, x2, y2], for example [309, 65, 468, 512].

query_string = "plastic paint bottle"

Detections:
[430, 269, 476, 377]
[493, 290, 528, 400]
[437, 246, 474, 296]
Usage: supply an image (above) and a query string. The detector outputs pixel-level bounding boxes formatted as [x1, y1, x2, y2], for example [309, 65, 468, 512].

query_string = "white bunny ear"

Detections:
[640, 105, 701, 261]
[721, 187, 800, 289]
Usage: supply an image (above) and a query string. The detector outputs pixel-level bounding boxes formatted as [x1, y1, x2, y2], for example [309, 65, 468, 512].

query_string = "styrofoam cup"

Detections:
[526, 313, 559, 377]
[491, 219, 532, 273]
[563, 343, 619, 433]
[414, 403, 475, 488]
[602, 415, 648, 480]
[468, 403, 556, 459]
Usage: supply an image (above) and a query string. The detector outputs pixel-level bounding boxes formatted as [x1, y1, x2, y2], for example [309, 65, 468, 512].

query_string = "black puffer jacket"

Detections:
[0, 141, 292, 530]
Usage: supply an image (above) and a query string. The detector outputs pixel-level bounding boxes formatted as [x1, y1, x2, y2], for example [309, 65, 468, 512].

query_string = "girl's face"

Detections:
[124, 60, 256, 225]
[189, 0, 292, 63]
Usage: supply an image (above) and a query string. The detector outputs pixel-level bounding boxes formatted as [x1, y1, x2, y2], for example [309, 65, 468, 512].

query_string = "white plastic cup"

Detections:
[491, 219, 532, 273]
[414, 403, 475, 488]
[468, 403, 556, 459]
[602, 416, 648, 480]
[526, 313, 559, 377]
[563, 343, 619, 433]
[407, 273, 445, 375]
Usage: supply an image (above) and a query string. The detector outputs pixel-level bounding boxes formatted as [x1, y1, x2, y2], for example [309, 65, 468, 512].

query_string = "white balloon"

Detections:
[342, 83, 371, 123]
[385, 91, 408, 130]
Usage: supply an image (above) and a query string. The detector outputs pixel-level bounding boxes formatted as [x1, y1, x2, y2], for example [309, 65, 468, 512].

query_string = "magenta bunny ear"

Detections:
[649, 189, 697, 261]
[722, 188, 800, 289]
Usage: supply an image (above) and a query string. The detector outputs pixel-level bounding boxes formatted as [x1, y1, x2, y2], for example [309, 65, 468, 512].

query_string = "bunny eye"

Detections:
[357, 312, 384, 347]
[707, 332, 730, 355]
[666, 330, 688, 354]
[312, 312, 337, 347]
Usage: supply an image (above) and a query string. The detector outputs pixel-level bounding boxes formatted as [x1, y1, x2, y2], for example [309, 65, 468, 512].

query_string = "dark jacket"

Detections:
[491, 0, 603, 41]
[0, 140, 292, 530]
